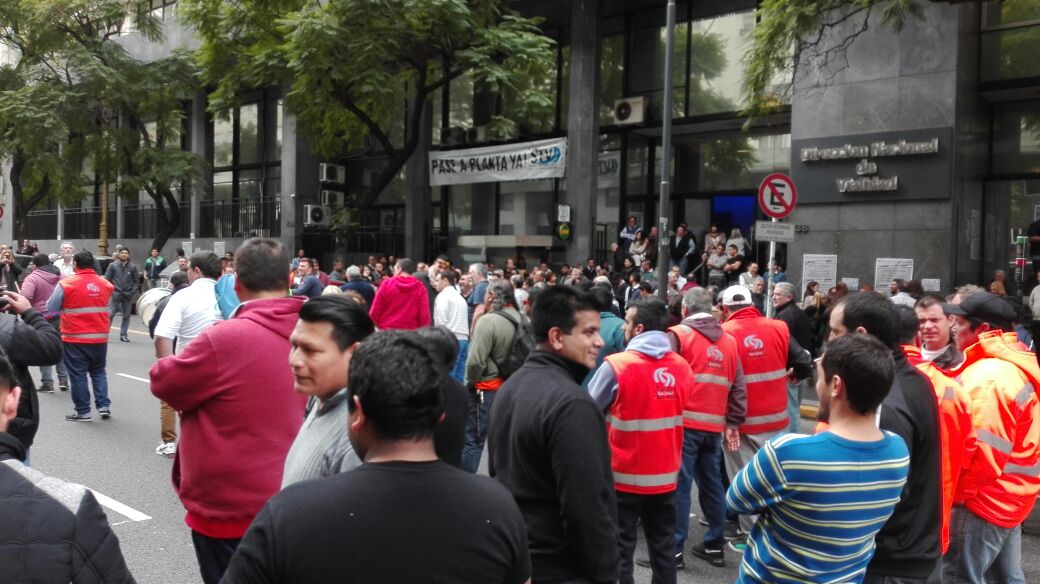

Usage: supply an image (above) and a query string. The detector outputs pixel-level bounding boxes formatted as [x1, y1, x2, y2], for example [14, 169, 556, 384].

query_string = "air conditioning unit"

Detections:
[613, 97, 647, 125]
[318, 163, 346, 184]
[320, 190, 344, 207]
[303, 204, 332, 227]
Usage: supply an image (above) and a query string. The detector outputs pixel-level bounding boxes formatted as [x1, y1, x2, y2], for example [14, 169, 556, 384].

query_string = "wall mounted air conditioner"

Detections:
[320, 190, 344, 207]
[318, 163, 346, 184]
[613, 97, 647, 125]
[303, 204, 331, 227]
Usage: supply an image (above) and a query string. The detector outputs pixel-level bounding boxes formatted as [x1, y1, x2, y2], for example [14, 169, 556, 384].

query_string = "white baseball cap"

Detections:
[722, 285, 753, 306]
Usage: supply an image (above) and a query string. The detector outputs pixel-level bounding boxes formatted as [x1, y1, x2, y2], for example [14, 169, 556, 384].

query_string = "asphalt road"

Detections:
[22, 321, 1040, 584]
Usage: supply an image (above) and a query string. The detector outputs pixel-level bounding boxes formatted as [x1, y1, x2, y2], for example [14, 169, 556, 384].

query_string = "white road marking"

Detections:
[117, 373, 150, 383]
[88, 489, 152, 522]
[110, 327, 149, 336]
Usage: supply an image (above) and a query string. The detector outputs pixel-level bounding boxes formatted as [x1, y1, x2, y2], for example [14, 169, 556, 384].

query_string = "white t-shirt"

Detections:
[153, 278, 222, 352]
[921, 344, 949, 363]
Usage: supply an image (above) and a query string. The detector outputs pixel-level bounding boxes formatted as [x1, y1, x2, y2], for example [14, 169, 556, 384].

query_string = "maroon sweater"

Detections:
[150, 296, 307, 538]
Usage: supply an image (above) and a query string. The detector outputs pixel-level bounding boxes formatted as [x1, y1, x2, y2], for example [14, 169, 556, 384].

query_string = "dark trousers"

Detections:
[462, 388, 497, 473]
[191, 530, 242, 584]
[617, 490, 677, 584]
[109, 293, 132, 337]
[64, 342, 109, 415]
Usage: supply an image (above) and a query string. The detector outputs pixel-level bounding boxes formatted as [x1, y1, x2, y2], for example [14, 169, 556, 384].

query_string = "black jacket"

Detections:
[866, 350, 942, 578]
[488, 350, 618, 584]
[0, 433, 136, 584]
[3, 310, 63, 450]
[775, 301, 813, 355]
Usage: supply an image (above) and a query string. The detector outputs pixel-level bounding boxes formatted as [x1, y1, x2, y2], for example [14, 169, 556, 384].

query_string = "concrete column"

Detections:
[563, 0, 600, 266]
[404, 98, 432, 261]
[280, 111, 300, 253]
[189, 92, 210, 239]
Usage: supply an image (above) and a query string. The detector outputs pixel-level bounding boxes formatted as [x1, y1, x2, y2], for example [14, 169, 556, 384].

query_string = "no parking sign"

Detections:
[758, 173, 797, 219]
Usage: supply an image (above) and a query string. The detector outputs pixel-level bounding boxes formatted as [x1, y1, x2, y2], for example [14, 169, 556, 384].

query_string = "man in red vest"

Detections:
[46, 249, 114, 422]
[664, 286, 745, 569]
[588, 297, 694, 584]
[719, 285, 811, 550]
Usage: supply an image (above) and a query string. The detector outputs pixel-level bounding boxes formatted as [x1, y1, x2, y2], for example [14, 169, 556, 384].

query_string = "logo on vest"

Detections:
[86, 282, 101, 296]
[706, 346, 724, 363]
[743, 334, 766, 357]
[653, 367, 677, 399]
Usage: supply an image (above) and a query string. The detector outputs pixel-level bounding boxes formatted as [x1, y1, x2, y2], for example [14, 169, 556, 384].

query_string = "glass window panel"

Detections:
[626, 25, 687, 121]
[448, 183, 496, 235]
[499, 179, 553, 236]
[984, 1, 1040, 28]
[598, 136, 622, 237]
[689, 11, 754, 116]
[627, 135, 649, 195]
[213, 171, 233, 201]
[270, 99, 283, 162]
[238, 169, 261, 199]
[983, 179, 1040, 279]
[600, 35, 624, 126]
[238, 103, 260, 165]
[673, 133, 788, 191]
[993, 101, 1040, 174]
[981, 26, 1040, 81]
[213, 116, 233, 168]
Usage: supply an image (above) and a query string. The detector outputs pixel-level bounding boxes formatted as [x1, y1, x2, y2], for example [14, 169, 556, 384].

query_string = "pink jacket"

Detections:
[369, 274, 432, 330]
[21, 265, 61, 318]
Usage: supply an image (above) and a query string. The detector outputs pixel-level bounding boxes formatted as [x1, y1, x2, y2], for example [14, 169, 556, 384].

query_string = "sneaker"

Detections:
[58, 377, 69, 391]
[635, 552, 684, 570]
[689, 543, 725, 567]
[38, 381, 54, 393]
[727, 536, 749, 553]
[155, 442, 177, 458]
[119, 335, 130, 342]
[98, 408, 111, 420]
[724, 522, 747, 540]
[64, 412, 91, 422]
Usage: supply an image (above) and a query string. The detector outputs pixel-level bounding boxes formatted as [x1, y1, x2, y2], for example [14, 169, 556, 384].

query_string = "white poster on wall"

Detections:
[429, 137, 567, 186]
[875, 258, 914, 287]
[841, 277, 859, 290]
[922, 278, 941, 292]
[802, 254, 838, 298]
[181, 241, 193, 257]
[213, 241, 225, 258]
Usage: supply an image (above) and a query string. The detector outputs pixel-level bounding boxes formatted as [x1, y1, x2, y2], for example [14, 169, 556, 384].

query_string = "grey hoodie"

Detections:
[667, 313, 748, 429]
[587, 330, 675, 412]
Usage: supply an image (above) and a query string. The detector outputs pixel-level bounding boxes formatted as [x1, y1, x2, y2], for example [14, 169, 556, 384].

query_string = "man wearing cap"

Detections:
[718, 285, 812, 549]
[943, 291, 1040, 584]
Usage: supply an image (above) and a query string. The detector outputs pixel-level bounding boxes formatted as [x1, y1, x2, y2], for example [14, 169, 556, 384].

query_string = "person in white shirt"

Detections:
[56, 242, 76, 278]
[433, 270, 469, 383]
[152, 251, 224, 458]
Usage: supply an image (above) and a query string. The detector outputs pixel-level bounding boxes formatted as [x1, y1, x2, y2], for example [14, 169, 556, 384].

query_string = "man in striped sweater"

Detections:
[727, 334, 910, 583]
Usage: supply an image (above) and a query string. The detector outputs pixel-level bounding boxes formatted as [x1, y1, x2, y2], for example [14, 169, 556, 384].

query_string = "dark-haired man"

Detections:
[150, 239, 308, 584]
[828, 293, 941, 582]
[290, 258, 323, 300]
[369, 258, 431, 330]
[942, 291, 1040, 584]
[581, 284, 626, 388]
[105, 246, 139, 342]
[916, 295, 963, 369]
[282, 295, 374, 487]
[588, 297, 693, 584]
[488, 286, 618, 584]
[222, 331, 531, 584]
[0, 353, 136, 583]
[727, 334, 909, 583]
[48, 249, 114, 422]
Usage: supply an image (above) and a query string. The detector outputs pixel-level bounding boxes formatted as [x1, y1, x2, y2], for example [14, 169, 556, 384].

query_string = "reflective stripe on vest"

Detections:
[606, 415, 683, 433]
[977, 428, 1014, 455]
[743, 411, 788, 426]
[684, 411, 726, 425]
[942, 387, 955, 400]
[613, 470, 680, 488]
[694, 373, 731, 386]
[1016, 383, 1035, 406]
[744, 369, 788, 383]
[1005, 461, 1040, 477]
[62, 306, 108, 314]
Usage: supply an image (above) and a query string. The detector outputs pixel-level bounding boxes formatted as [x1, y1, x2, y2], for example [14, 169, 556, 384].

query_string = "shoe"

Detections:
[698, 517, 710, 527]
[58, 377, 69, 391]
[64, 412, 91, 422]
[635, 552, 684, 570]
[38, 381, 54, 393]
[119, 335, 130, 342]
[724, 522, 747, 540]
[689, 543, 725, 567]
[98, 408, 111, 420]
[727, 536, 749, 553]
[155, 442, 177, 458]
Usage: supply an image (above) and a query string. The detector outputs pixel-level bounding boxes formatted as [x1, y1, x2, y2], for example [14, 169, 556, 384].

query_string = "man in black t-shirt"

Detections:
[722, 244, 744, 287]
[222, 331, 530, 584]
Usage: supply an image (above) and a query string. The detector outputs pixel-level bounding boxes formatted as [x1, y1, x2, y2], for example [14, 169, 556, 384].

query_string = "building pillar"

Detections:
[563, 0, 600, 266]
[189, 92, 210, 240]
[280, 111, 301, 253]
[404, 98, 433, 262]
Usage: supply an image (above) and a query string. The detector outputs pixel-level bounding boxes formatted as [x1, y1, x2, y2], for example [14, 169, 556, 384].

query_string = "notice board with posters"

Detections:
[875, 258, 914, 288]
[802, 254, 838, 298]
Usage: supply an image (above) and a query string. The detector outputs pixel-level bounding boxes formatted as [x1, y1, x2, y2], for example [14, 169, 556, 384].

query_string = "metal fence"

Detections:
[122, 202, 192, 240]
[25, 210, 58, 240]
[63, 207, 107, 240]
[198, 198, 280, 239]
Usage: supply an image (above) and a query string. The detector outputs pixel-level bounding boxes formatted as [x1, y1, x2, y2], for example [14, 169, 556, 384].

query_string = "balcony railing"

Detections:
[63, 207, 109, 240]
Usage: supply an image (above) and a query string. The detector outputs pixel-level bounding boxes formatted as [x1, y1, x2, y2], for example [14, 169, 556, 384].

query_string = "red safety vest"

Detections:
[903, 345, 976, 554]
[58, 268, 113, 344]
[722, 307, 790, 434]
[605, 349, 692, 495]
[669, 324, 739, 433]
[950, 330, 1040, 528]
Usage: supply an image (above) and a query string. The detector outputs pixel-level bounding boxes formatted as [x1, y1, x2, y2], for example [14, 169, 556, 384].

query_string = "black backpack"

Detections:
[496, 310, 535, 379]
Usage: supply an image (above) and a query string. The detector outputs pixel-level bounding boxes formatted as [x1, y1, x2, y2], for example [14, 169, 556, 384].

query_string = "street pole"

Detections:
[99, 180, 109, 257]
[656, 0, 676, 301]
[766, 218, 777, 318]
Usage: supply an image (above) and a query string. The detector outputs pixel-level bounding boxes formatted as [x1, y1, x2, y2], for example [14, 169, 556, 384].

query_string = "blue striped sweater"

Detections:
[726, 431, 910, 583]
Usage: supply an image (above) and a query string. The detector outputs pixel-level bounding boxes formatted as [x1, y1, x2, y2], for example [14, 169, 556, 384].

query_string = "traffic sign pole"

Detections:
[767, 217, 777, 318]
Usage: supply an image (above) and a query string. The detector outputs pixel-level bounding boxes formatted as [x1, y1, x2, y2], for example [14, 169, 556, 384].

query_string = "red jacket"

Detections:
[150, 297, 308, 539]
[669, 320, 741, 433]
[722, 307, 791, 434]
[369, 275, 432, 330]
[606, 347, 691, 495]
[58, 268, 113, 344]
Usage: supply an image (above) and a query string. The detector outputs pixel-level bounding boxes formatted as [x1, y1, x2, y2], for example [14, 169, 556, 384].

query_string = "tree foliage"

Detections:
[180, 0, 557, 236]
[0, 0, 201, 250]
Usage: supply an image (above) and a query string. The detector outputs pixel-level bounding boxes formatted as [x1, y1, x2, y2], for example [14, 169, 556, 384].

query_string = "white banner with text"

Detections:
[430, 137, 568, 186]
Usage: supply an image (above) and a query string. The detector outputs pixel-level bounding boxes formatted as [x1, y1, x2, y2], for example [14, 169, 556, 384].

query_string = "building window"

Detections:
[992, 100, 1040, 175]
[689, 10, 756, 116]
[149, 0, 177, 21]
[981, 1, 1040, 81]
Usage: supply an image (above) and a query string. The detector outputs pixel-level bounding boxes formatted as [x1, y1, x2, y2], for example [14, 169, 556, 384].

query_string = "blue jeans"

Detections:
[942, 506, 1024, 584]
[462, 388, 496, 473]
[109, 293, 132, 337]
[674, 429, 726, 551]
[782, 379, 804, 435]
[451, 339, 469, 384]
[64, 342, 110, 415]
[40, 317, 66, 383]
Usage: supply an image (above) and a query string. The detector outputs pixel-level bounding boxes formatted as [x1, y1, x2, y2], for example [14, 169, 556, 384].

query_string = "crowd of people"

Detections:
[0, 231, 1038, 584]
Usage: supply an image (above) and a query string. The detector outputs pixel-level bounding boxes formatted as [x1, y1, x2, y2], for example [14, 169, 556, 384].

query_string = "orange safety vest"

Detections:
[669, 323, 739, 433]
[58, 268, 113, 344]
[605, 349, 692, 495]
[950, 330, 1040, 529]
[903, 345, 976, 554]
[722, 307, 790, 434]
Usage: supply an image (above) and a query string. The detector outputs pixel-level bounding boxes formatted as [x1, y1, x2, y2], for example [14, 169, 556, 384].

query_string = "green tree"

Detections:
[0, 0, 201, 251]
[179, 0, 556, 241]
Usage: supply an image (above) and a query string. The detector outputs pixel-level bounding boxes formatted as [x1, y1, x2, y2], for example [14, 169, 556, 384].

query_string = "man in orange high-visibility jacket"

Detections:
[719, 285, 812, 545]
[588, 297, 693, 584]
[892, 304, 977, 556]
[943, 291, 1040, 584]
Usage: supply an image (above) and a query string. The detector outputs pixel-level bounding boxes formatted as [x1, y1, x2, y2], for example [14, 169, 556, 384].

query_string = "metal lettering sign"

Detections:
[758, 173, 797, 219]
[755, 220, 795, 242]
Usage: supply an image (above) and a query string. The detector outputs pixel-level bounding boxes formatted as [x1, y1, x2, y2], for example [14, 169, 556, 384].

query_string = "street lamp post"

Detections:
[656, 0, 676, 300]
[97, 103, 114, 257]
